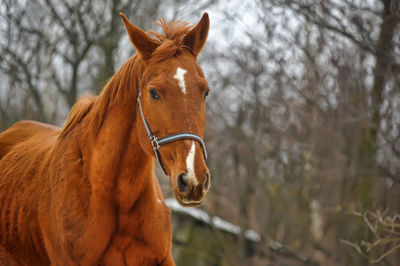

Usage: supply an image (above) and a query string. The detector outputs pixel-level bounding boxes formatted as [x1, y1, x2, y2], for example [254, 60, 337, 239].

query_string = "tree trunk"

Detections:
[356, 0, 398, 212]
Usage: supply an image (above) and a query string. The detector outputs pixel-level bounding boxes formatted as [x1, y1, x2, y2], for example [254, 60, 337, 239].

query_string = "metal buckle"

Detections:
[150, 135, 160, 150]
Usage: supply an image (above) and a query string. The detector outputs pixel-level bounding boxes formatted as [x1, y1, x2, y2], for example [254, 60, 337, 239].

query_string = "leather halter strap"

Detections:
[137, 90, 207, 176]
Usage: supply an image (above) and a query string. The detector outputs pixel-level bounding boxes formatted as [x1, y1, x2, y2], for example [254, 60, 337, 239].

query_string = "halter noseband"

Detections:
[137, 90, 207, 176]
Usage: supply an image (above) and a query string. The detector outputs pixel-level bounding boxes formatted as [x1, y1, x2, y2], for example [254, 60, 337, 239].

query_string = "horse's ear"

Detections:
[120, 13, 157, 61]
[184, 13, 210, 57]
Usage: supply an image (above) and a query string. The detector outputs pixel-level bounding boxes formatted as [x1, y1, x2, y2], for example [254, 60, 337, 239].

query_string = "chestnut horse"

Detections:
[0, 13, 211, 265]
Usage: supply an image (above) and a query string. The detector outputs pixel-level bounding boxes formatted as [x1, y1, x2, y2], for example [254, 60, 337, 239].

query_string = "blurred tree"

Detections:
[0, 0, 212, 129]
[202, 0, 400, 265]
[0, 0, 163, 128]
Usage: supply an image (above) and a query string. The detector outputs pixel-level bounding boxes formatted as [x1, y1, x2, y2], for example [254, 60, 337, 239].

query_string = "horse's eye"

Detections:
[204, 89, 210, 99]
[149, 88, 160, 100]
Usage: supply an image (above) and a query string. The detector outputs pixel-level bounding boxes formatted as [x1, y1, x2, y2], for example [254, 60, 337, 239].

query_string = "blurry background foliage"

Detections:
[1, 0, 400, 265]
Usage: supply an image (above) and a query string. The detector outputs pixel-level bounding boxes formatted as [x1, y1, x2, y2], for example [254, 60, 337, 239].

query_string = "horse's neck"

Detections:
[114, 122, 159, 212]
[86, 100, 155, 205]
[76, 59, 157, 210]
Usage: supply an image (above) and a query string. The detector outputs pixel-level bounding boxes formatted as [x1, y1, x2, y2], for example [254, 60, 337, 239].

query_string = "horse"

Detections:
[0, 12, 211, 265]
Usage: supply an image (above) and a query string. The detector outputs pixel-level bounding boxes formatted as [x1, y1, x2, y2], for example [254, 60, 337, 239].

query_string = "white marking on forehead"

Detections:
[185, 141, 198, 185]
[173, 67, 188, 94]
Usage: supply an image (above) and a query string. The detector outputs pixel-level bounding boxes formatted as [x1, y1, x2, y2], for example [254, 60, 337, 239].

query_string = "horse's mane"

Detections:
[59, 18, 194, 138]
[150, 19, 192, 61]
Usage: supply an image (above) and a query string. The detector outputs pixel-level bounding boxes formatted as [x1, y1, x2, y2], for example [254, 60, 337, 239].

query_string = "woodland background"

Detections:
[0, 0, 400, 265]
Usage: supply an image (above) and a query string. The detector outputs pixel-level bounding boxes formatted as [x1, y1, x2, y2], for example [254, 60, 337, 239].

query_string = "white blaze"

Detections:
[185, 142, 198, 185]
[174, 67, 188, 94]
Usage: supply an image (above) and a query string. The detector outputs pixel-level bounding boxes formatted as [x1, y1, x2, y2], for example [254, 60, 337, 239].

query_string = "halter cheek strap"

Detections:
[137, 90, 207, 176]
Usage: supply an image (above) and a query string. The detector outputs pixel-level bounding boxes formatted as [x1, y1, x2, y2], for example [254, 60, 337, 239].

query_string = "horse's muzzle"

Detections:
[173, 171, 210, 207]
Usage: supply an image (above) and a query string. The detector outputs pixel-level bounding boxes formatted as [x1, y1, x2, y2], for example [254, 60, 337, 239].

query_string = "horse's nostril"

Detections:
[204, 172, 210, 189]
[178, 173, 188, 194]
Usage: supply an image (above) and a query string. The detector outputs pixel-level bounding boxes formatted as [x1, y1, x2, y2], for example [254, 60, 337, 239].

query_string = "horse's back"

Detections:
[0, 120, 60, 160]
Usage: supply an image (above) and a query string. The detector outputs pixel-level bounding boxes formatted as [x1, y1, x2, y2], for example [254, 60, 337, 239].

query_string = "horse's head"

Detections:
[121, 13, 210, 207]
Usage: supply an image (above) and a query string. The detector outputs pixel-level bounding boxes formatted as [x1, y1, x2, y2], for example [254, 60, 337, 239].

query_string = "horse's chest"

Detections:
[101, 204, 172, 265]
[100, 234, 159, 265]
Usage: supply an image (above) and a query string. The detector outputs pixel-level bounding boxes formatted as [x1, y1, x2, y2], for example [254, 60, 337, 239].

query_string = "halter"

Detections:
[137, 89, 208, 176]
